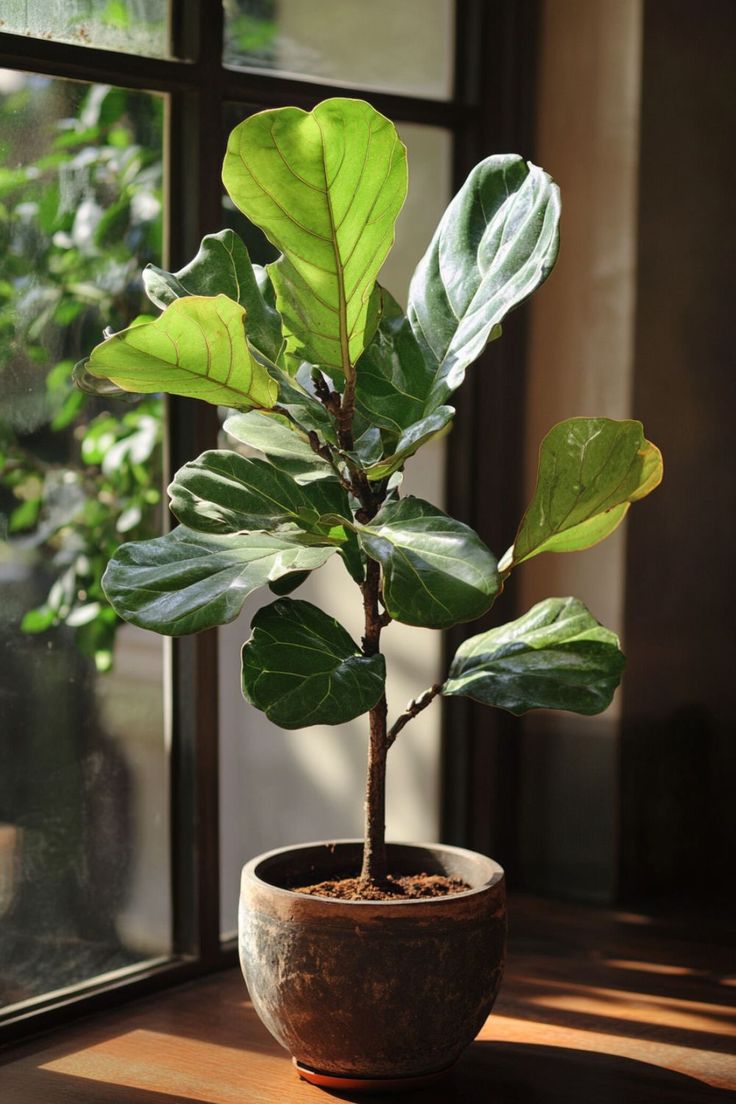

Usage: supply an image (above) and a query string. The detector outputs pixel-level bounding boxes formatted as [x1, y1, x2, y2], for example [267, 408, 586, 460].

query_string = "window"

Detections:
[0, 73, 169, 1012]
[0, 1, 535, 1040]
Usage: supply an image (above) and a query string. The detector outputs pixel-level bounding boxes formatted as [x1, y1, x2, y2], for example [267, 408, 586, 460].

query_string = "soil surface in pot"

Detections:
[293, 872, 471, 901]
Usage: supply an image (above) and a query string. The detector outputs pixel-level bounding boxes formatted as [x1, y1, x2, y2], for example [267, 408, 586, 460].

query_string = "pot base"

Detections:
[293, 1057, 455, 1093]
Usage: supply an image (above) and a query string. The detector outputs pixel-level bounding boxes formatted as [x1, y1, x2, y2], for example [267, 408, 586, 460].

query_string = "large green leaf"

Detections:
[352, 288, 454, 479]
[223, 410, 333, 483]
[168, 449, 351, 537]
[241, 598, 385, 728]
[222, 98, 407, 377]
[102, 526, 336, 635]
[354, 288, 435, 434]
[408, 155, 560, 407]
[443, 596, 625, 716]
[500, 418, 663, 571]
[357, 496, 500, 629]
[85, 294, 278, 409]
[142, 229, 283, 364]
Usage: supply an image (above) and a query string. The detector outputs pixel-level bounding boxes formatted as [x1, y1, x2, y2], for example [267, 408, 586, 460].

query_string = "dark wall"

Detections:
[620, 0, 736, 902]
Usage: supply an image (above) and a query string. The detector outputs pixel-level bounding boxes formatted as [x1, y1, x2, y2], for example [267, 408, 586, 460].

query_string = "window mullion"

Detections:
[167, 0, 226, 968]
[0, 30, 197, 92]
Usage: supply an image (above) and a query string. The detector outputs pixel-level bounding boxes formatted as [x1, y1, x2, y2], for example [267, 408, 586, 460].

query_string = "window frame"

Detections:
[0, 0, 537, 1044]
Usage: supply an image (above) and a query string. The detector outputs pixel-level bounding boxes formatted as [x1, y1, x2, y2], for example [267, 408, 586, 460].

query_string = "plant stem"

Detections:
[329, 372, 391, 887]
[386, 683, 442, 749]
[359, 558, 390, 886]
[337, 375, 356, 451]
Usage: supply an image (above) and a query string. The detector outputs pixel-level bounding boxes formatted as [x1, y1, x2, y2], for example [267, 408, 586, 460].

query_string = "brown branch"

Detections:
[336, 374, 357, 452]
[385, 683, 443, 749]
[313, 354, 393, 888]
[359, 558, 390, 886]
[311, 370, 341, 416]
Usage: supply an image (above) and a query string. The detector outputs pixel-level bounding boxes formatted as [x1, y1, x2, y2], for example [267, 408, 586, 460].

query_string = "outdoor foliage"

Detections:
[0, 80, 163, 670]
[80, 98, 662, 881]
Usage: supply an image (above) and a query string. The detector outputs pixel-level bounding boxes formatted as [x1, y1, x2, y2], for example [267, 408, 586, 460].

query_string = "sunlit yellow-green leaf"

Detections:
[86, 294, 277, 409]
[500, 418, 663, 571]
[222, 98, 407, 377]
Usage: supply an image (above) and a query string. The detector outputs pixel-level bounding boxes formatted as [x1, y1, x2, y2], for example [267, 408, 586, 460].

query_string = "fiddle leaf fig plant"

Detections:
[81, 98, 663, 890]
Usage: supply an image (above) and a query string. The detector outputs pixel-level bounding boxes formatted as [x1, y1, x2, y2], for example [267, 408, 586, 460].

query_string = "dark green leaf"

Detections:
[268, 571, 310, 596]
[408, 155, 560, 407]
[143, 230, 283, 364]
[355, 288, 436, 433]
[354, 426, 384, 465]
[168, 449, 351, 539]
[500, 418, 663, 571]
[241, 598, 385, 728]
[102, 526, 337, 635]
[443, 596, 625, 715]
[169, 450, 313, 534]
[364, 407, 454, 481]
[357, 496, 500, 629]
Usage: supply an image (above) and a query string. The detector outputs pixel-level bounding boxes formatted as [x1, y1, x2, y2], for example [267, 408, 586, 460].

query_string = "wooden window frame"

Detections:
[0, 0, 538, 1045]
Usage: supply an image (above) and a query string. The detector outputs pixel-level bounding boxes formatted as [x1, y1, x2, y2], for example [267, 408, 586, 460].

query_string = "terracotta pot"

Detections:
[238, 840, 506, 1084]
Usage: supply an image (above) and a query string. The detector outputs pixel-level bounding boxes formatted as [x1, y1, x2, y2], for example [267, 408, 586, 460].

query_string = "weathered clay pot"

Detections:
[239, 840, 506, 1082]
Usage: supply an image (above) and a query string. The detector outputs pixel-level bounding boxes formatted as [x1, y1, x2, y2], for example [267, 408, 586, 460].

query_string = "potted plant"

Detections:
[80, 97, 662, 1090]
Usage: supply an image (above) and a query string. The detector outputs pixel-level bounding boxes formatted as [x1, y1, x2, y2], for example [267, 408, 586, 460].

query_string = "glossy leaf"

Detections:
[241, 598, 385, 728]
[168, 449, 350, 537]
[357, 496, 500, 629]
[85, 294, 278, 409]
[268, 571, 310, 597]
[223, 410, 333, 483]
[443, 596, 625, 716]
[408, 155, 560, 406]
[222, 98, 407, 377]
[102, 526, 336, 636]
[354, 288, 435, 433]
[501, 418, 663, 571]
[143, 229, 283, 364]
[364, 407, 454, 481]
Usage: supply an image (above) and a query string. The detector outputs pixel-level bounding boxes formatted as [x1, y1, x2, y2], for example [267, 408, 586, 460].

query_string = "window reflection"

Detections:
[224, 0, 455, 101]
[1, 0, 172, 59]
[0, 73, 169, 1010]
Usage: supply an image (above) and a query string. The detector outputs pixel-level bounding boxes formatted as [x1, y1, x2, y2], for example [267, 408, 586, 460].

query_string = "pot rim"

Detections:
[241, 838, 504, 907]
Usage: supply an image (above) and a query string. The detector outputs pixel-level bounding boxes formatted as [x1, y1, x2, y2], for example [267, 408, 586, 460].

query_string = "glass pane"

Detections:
[1, 1, 172, 58]
[218, 119, 451, 938]
[0, 72, 170, 1011]
[224, 0, 455, 101]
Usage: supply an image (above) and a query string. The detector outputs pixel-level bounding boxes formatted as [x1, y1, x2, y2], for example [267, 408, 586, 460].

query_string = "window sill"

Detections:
[0, 896, 733, 1101]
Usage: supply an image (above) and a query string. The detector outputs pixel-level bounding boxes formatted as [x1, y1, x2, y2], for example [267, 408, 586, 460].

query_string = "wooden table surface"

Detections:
[1, 895, 734, 1102]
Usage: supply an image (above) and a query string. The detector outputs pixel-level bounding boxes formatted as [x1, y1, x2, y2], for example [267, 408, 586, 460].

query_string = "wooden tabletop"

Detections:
[1, 895, 734, 1102]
